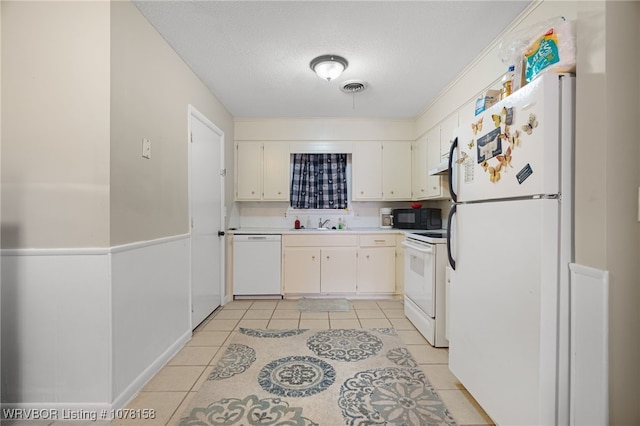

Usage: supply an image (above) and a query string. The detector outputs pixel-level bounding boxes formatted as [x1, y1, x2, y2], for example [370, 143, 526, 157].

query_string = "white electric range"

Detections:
[401, 230, 448, 347]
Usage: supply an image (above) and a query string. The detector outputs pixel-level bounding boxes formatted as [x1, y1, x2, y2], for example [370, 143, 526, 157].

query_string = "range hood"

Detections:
[428, 157, 449, 176]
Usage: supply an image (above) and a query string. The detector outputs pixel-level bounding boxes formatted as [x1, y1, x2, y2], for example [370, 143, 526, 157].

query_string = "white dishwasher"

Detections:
[233, 234, 282, 298]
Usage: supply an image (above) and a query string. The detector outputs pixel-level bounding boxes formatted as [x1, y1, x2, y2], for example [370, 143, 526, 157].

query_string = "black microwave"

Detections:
[392, 208, 442, 230]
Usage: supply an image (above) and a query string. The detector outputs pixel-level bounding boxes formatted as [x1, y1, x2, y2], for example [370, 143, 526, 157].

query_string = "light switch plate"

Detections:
[142, 138, 151, 159]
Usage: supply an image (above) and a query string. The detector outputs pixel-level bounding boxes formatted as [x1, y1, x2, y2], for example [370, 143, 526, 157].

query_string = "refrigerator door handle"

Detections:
[447, 204, 456, 270]
[448, 137, 458, 203]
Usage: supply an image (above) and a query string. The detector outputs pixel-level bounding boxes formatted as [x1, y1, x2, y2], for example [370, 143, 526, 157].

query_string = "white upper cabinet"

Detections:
[426, 126, 450, 199]
[262, 142, 290, 200]
[352, 142, 383, 200]
[236, 141, 262, 200]
[382, 141, 412, 200]
[353, 141, 412, 201]
[440, 112, 458, 159]
[458, 98, 477, 136]
[412, 135, 428, 200]
[236, 141, 289, 201]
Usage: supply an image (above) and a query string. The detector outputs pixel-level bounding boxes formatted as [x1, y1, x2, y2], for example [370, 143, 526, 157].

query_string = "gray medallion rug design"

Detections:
[179, 328, 457, 425]
[298, 298, 350, 312]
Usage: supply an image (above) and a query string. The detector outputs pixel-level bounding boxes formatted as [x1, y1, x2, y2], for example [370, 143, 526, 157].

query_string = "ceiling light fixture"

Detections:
[310, 55, 348, 82]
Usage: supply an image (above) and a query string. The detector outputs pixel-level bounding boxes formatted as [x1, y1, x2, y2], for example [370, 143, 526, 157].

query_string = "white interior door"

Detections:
[189, 106, 224, 329]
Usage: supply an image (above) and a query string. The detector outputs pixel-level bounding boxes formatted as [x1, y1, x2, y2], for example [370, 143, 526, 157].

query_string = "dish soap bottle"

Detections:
[294, 217, 301, 229]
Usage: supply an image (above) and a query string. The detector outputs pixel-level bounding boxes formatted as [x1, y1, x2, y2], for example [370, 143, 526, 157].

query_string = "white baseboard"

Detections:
[111, 330, 192, 412]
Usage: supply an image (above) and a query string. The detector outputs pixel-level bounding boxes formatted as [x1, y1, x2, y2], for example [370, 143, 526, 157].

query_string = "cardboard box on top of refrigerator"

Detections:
[474, 89, 501, 116]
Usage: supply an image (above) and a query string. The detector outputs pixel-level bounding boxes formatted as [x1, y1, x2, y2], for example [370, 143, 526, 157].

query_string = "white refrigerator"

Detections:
[446, 73, 575, 425]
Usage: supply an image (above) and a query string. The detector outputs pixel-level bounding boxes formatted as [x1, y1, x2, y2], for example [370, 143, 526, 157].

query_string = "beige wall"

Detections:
[235, 117, 414, 141]
[1, 1, 111, 248]
[0, 1, 234, 248]
[575, 1, 640, 423]
[415, 1, 578, 138]
[418, 0, 640, 422]
[110, 1, 234, 246]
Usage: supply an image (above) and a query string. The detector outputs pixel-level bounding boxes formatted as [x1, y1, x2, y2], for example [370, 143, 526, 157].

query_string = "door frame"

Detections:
[187, 104, 226, 324]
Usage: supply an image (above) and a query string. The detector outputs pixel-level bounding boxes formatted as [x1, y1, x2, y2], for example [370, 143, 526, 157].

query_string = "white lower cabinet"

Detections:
[357, 235, 396, 294]
[283, 247, 321, 293]
[283, 235, 357, 294]
[320, 247, 357, 293]
[282, 233, 396, 296]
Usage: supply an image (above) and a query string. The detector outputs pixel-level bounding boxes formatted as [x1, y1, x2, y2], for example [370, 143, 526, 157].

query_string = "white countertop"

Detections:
[228, 227, 403, 235]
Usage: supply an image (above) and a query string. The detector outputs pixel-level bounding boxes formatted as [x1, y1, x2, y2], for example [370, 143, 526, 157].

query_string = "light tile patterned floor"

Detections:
[17, 299, 493, 426]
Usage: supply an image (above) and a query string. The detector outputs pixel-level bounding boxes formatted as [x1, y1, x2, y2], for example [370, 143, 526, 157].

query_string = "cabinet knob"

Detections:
[360, 191, 364, 195]
[390, 190, 394, 194]
[311, 255, 316, 260]
[366, 255, 370, 259]
[251, 190, 255, 194]
[432, 186, 437, 190]
[278, 191, 282, 195]
[326, 256, 330, 260]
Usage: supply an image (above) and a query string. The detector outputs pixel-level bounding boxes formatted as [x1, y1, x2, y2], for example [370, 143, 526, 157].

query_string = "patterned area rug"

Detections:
[298, 298, 350, 312]
[178, 328, 457, 425]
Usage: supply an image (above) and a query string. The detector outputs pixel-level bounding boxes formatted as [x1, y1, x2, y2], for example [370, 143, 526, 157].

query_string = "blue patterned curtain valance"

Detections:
[290, 153, 348, 209]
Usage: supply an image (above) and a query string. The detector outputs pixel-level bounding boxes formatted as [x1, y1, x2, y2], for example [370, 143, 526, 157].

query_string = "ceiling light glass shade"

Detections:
[310, 55, 348, 81]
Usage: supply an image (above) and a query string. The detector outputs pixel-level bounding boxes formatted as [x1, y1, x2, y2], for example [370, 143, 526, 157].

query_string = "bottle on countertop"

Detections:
[294, 216, 301, 229]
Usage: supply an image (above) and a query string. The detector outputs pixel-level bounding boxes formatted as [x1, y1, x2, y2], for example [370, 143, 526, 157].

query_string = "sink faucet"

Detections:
[318, 218, 330, 228]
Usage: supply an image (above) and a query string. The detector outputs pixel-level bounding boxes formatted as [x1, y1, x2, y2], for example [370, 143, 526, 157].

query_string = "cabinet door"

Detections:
[411, 136, 428, 200]
[440, 112, 458, 159]
[263, 142, 290, 201]
[321, 247, 357, 293]
[382, 141, 412, 200]
[426, 127, 444, 198]
[283, 247, 320, 293]
[357, 247, 396, 293]
[458, 98, 477, 135]
[236, 142, 262, 200]
[352, 142, 382, 200]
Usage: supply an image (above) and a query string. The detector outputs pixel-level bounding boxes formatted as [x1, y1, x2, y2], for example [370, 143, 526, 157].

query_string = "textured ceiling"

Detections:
[133, 1, 531, 119]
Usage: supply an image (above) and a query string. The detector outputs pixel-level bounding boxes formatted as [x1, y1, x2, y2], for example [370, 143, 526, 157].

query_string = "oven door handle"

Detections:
[401, 241, 434, 254]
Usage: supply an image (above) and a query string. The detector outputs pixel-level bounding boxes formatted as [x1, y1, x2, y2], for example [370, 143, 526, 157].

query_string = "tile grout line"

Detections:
[121, 299, 492, 426]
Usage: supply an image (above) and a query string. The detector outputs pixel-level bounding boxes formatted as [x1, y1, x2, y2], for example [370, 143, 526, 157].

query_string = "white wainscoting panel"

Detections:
[1, 250, 111, 406]
[1, 235, 192, 416]
[110, 235, 191, 405]
[569, 263, 609, 426]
